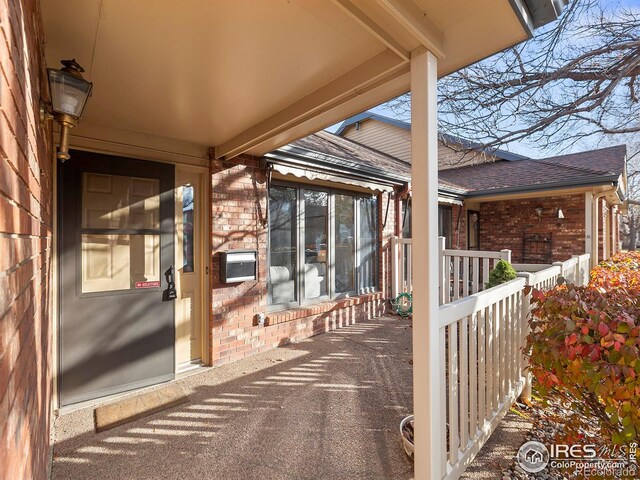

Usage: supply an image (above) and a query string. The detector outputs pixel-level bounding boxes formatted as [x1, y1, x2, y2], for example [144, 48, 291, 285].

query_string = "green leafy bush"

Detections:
[485, 259, 517, 289]
[526, 252, 640, 444]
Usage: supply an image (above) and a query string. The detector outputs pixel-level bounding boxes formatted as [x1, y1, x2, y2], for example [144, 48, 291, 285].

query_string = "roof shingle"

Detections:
[439, 145, 626, 194]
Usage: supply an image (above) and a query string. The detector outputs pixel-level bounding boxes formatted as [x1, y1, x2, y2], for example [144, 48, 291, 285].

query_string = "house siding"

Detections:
[479, 195, 586, 263]
[209, 155, 389, 367]
[0, 1, 54, 479]
[341, 121, 411, 163]
[340, 118, 499, 170]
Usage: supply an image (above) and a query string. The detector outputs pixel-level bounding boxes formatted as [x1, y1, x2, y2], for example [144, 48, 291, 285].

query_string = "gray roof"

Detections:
[267, 129, 626, 199]
[440, 145, 626, 196]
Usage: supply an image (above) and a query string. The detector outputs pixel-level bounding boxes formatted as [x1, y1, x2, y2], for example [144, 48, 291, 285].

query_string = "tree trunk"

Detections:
[629, 215, 638, 251]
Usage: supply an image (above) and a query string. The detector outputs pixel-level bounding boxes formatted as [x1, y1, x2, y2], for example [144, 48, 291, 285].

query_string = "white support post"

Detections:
[552, 261, 564, 277]
[438, 236, 446, 306]
[391, 236, 399, 299]
[500, 249, 511, 263]
[516, 272, 533, 402]
[411, 48, 442, 480]
[585, 192, 593, 260]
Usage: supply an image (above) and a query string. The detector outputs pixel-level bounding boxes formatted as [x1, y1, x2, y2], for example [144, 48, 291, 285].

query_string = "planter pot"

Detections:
[400, 415, 414, 459]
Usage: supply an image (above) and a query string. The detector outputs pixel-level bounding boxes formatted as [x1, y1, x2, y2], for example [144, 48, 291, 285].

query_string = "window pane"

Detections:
[335, 194, 355, 293]
[82, 173, 159, 229]
[182, 185, 195, 272]
[358, 196, 378, 291]
[438, 206, 453, 248]
[468, 211, 480, 250]
[402, 199, 411, 238]
[304, 190, 328, 300]
[269, 186, 297, 304]
[81, 234, 160, 293]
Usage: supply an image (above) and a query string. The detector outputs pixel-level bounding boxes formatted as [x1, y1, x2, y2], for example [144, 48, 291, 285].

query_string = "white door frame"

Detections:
[175, 165, 210, 370]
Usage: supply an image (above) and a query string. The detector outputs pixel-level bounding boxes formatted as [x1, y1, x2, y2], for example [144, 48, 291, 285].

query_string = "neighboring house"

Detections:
[336, 113, 627, 265]
[335, 111, 529, 169]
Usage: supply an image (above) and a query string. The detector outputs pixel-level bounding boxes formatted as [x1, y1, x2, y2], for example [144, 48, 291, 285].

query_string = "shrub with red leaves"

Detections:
[526, 251, 640, 444]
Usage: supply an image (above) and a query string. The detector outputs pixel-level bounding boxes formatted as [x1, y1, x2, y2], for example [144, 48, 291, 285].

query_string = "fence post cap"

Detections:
[516, 271, 534, 283]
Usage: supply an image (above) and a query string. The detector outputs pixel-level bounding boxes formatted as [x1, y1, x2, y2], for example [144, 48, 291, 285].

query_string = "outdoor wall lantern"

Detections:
[44, 59, 93, 161]
[535, 206, 544, 220]
[556, 208, 565, 223]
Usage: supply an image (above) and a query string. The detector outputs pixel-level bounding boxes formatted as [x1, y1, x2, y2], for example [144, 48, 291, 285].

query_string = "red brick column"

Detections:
[451, 204, 466, 250]
[0, 1, 55, 478]
[379, 190, 396, 301]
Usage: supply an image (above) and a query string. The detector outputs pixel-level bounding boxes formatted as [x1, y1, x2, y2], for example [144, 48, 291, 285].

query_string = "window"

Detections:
[303, 190, 328, 300]
[358, 196, 378, 292]
[401, 199, 411, 238]
[401, 200, 454, 248]
[335, 194, 355, 293]
[268, 183, 379, 309]
[80, 173, 161, 293]
[438, 205, 453, 248]
[182, 184, 195, 272]
[468, 210, 480, 250]
[268, 186, 298, 305]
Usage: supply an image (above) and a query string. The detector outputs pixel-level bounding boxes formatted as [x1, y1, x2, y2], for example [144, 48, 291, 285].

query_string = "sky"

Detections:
[326, 0, 640, 161]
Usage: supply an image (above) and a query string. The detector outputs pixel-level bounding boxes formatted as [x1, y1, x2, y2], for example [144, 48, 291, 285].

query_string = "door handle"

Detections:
[163, 266, 178, 301]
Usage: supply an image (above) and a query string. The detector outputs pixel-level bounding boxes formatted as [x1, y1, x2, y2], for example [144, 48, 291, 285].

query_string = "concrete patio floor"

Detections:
[52, 315, 415, 480]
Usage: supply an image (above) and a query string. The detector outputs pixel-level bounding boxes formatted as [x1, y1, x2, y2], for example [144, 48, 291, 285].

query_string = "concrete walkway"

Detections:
[52, 315, 415, 480]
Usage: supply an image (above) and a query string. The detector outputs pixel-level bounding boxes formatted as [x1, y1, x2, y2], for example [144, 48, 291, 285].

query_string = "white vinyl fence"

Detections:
[440, 239, 511, 305]
[390, 236, 511, 304]
[391, 237, 413, 297]
[433, 254, 591, 479]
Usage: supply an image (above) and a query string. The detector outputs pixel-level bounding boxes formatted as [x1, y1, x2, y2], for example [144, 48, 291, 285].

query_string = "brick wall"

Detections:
[0, 1, 54, 479]
[379, 190, 396, 300]
[209, 155, 388, 367]
[479, 195, 586, 263]
[451, 204, 467, 250]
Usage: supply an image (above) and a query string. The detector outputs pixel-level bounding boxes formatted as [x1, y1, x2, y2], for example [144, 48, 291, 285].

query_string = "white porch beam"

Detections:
[373, 0, 445, 59]
[331, 0, 410, 61]
[246, 66, 410, 156]
[411, 48, 442, 480]
[214, 49, 406, 159]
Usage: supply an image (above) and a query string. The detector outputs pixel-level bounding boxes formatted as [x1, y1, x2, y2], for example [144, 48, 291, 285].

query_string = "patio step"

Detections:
[94, 384, 189, 432]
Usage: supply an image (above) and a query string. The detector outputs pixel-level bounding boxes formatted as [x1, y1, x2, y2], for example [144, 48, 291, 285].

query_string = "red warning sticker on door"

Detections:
[135, 281, 160, 289]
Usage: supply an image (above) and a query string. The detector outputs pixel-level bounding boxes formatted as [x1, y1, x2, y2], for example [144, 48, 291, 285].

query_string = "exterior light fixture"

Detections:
[46, 59, 93, 161]
[556, 208, 565, 220]
[535, 206, 543, 220]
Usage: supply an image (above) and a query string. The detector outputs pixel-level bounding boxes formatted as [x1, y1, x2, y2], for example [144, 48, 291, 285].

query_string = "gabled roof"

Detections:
[440, 145, 626, 197]
[334, 111, 530, 162]
[266, 130, 467, 197]
[268, 129, 626, 200]
[290, 130, 411, 182]
[539, 145, 627, 176]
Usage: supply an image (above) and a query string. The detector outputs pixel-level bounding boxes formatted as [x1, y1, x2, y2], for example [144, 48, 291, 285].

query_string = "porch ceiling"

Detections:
[41, 0, 532, 159]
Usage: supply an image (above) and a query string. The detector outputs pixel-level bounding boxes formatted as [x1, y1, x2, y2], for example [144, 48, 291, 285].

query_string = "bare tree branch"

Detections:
[387, 0, 640, 157]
